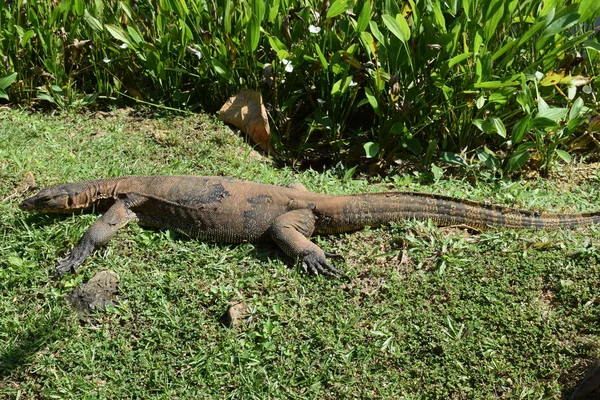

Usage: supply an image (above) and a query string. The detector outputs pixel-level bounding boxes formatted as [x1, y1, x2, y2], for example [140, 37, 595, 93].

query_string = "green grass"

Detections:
[1, 109, 599, 399]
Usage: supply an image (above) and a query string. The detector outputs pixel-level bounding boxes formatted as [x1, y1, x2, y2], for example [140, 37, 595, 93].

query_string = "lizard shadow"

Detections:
[20, 213, 341, 278]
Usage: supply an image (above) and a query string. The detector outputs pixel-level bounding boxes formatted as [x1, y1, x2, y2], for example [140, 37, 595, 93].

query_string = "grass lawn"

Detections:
[1, 108, 599, 399]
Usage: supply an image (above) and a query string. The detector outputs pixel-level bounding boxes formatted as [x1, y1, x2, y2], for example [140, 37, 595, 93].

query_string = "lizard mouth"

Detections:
[19, 199, 35, 211]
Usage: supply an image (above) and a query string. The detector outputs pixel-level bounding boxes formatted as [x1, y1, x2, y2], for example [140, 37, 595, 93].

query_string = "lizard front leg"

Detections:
[56, 198, 137, 275]
[269, 209, 346, 278]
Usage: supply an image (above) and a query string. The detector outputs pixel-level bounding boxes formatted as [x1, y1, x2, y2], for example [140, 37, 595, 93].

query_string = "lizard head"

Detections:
[19, 183, 90, 213]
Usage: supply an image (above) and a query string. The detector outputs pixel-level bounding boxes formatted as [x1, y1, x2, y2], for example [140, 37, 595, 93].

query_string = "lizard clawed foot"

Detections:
[299, 250, 348, 280]
[55, 252, 81, 275]
[54, 242, 93, 276]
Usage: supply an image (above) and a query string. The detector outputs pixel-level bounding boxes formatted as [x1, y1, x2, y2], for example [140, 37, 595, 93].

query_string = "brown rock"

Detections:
[69, 270, 120, 315]
[220, 301, 250, 328]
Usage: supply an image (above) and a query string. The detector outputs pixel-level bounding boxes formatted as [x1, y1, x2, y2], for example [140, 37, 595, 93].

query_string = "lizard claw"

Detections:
[324, 252, 345, 261]
[54, 243, 92, 276]
[55, 253, 79, 276]
[299, 251, 348, 279]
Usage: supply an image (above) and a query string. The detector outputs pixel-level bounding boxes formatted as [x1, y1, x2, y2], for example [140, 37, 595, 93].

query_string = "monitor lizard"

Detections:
[19, 175, 600, 278]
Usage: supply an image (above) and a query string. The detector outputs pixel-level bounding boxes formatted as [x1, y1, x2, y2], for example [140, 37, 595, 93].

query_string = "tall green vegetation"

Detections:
[1, 0, 599, 172]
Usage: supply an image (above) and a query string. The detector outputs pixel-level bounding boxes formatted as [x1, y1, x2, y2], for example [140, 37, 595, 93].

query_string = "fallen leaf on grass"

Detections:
[219, 89, 274, 153]
[2, 171, 36, 201]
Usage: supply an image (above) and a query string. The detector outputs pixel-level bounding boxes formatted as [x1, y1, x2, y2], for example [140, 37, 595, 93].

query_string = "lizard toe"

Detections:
[324, 252, 345, 261]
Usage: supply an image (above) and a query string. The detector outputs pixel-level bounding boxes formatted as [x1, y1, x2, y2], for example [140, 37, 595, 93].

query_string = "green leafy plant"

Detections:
[0, 72, 17, 100]
[0, 0, 599, 168]
[36, 83, 98, 111]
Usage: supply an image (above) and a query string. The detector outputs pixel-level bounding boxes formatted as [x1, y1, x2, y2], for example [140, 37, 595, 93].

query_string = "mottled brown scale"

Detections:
[19, 175, 600, 277]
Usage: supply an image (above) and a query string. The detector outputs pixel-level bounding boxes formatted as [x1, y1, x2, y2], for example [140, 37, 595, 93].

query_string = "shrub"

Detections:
[0, 0, 599, 172]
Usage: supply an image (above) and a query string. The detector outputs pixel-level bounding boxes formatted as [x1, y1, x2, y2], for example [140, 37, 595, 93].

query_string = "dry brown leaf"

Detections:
[2, 171, 36, 201]
[219, 89, 273, 153]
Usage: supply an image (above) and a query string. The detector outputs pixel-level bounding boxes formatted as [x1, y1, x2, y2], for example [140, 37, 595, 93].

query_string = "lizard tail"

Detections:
[315, 192, 600, 233]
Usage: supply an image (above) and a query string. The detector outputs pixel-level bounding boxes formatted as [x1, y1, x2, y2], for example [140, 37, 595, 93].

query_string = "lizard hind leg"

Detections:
[55, 198, 137, 275]
[269, 209, 346, 278]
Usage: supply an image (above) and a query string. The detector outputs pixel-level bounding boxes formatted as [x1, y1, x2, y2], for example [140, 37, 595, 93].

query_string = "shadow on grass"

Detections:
[563, 359, 600, 400]
[0, 313, 66, 379]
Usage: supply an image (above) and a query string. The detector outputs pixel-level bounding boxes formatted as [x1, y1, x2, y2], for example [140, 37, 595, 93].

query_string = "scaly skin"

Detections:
[19, 175, 600, 277]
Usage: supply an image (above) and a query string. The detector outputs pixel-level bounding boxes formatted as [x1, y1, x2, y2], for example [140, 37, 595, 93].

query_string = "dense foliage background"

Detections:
[1, 0, 599, 171]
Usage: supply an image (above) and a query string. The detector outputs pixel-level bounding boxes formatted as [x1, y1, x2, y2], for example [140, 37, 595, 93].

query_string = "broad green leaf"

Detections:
[540, 1, 559, 17]
[369, 21, 385, 44]
[223, 0, 232, 34]
[363, 141, 379, 158]
[431, 164, 443, 180]
[0, 89, 8, 100]
[430, 2, 446, 32]
[356, 0, 372, 33]
[472, 119, 495, 134]
[407, 0, 418, 25]
[483, 0, 505, 42]
[448, 52, 473, 68]
[579, 0, 600, 22]
[475, 95, 486, 109]
[105, 24, 131, 45]
[252, 0, 265, 21]
[530, 117, 558, 130]
[73, 0, 84, 16]
[327, 0, 348, 19]
[0, 72, 18, 90]
[537, 107, 567, 122]
[395, 13, 411, 41]
[268, 36, 289, 59]
[36, 93, 56, 103]
[51, 85, 63, 96]
[210, 58, 233, 82]
[555, 149, 571, 163]
[364, 87, 379, 115]
[119, 2, 133, 19]
[569, 97, 584, 120]
[440, 152, 468, 167]
[384, 0, 400, 17]
[359, 31, 377, 57]
[537, 96, 549, 113]
[488, 88, 512, 105]
[507, 150, 530, 172]
[268, 35, 287, 52]
[268, 0, 280, 22]
[168, 0, 189, 19]
[127, 26, 143, 45]
[542, 12, 580, 38]
[382, 14, 408, 43]
[489, 117, 506, 138]
[584, 40, 600, 53]
[511, 115, 531, 143]
[314, 44, 328, 69]
[331, 76, 352, 95]
[474, 80, 519, 89]
[247, 16, 260, 52]
[476, 147, 500, 171]
[567, 116, 585, 133]
[84, 9, 102, 32]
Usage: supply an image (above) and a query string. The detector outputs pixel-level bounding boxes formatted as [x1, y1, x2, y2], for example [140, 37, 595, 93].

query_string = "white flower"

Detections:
[281, 59, 294, 73]
[317, 98, 325, 104]
[309, 25, 321, 34]
[186, 46, 202, 60]
[349, 80, 357, 87]
[119, 43, 128, 49]
[103, 57, 111, 63]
